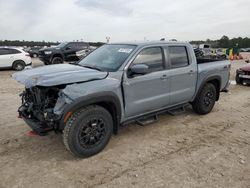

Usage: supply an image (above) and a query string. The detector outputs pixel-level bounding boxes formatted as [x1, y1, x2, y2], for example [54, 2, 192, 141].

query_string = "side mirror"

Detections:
[129, 64, 149, 77]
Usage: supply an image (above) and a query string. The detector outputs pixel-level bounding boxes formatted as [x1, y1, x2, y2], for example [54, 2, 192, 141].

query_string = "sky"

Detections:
[0, 0, 250, 42]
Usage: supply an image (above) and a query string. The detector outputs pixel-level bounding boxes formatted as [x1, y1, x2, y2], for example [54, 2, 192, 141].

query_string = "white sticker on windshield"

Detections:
[118, 48, 133, 53]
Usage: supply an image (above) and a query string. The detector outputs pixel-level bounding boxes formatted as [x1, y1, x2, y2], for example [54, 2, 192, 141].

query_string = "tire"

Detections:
[236, 73, 243, 85]
[63, 105, 113, 158]
[12, 60, 25, 71]
[51, 57, 63, 64]
[33, 53, 38, 58]
[192, 83, 217, 115]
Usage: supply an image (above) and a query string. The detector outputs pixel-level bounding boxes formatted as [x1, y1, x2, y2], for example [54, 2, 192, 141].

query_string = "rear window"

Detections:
[169, 46, 189, 68]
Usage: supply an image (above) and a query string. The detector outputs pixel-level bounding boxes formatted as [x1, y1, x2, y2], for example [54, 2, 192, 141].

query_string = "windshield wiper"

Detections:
[81, 65, 102, 71]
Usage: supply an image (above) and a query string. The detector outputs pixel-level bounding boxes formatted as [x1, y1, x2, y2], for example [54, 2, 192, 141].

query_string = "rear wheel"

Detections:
[192, 83, 217, 115]
[33, 53, 38, 58]
[63, 105, 113, 158]
[12, 60, 25, 71]
[51, 57, 63, 64]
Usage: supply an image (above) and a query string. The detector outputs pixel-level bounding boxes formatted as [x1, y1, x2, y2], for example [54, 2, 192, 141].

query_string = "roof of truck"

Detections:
[111, 41, 190, 47]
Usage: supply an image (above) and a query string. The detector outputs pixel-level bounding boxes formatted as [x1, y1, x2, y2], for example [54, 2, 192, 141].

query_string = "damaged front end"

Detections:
[13, 64, 109, 135]
[18, 86, 64, 135]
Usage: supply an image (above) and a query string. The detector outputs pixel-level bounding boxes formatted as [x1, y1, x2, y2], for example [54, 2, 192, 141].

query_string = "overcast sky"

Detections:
[0, 0, 250, 42]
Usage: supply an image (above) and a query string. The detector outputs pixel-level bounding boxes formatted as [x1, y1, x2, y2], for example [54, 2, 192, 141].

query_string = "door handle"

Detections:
[188, 70, 194, 75]
[160, 74, 168, 80]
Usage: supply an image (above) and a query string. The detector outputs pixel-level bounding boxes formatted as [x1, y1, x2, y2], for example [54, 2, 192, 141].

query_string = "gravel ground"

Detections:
[0, 54, 249, 188]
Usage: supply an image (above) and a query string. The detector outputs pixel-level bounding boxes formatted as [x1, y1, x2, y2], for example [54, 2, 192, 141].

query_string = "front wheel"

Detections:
[192, 83, 217, 115]
[51, 57, 63, 64]
[63, 105, 113, 158]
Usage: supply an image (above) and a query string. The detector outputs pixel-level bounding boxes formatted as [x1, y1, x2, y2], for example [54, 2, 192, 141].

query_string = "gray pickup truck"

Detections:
[13, 41, 230, 157]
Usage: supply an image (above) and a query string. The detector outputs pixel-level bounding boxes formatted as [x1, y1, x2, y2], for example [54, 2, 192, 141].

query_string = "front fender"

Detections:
[58, 91, 122, 130]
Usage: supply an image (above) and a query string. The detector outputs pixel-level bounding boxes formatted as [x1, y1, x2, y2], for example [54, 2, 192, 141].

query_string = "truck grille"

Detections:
[243, 71, 250, 75]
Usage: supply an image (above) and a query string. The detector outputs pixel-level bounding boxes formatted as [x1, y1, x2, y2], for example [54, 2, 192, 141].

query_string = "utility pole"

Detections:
[106, 36, 110, 43]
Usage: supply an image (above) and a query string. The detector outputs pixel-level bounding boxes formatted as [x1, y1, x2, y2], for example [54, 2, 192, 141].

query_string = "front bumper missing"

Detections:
[18, 105, 54, 136]
[22, 117, 53, 136]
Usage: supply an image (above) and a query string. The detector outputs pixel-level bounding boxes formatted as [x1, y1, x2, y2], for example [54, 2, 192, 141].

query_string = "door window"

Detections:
[65, 43, 75, 49]
[78, 42, 89, 49]
[0, 48, 10, 55]
[132, 47, 164, 72]
[169, 46, 189, 68]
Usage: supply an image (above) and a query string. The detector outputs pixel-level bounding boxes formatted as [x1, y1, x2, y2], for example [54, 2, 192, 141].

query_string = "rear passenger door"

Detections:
[165, 46, 197, 105]
[0, 48, 14, 67]
[123, 47, 171, 117]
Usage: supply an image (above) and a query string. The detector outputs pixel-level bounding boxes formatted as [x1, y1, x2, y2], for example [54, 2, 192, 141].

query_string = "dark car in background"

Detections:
[27, 47, 42, 58]
[38, 42, 89, 65]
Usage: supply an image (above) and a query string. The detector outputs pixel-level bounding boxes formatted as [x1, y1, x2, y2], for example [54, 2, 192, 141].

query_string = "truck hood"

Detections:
[12, 64, 108, 88]
[241, 63, 250, 72]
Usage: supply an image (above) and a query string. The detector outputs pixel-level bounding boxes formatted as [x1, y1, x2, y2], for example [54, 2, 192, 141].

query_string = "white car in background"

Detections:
[0, 47, 32, 71]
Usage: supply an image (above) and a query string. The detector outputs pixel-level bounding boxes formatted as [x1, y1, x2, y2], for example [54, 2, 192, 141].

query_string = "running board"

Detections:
[136, 114, 158, 126]
[168, 105, 188, 116]
[121, 103, 189, 127]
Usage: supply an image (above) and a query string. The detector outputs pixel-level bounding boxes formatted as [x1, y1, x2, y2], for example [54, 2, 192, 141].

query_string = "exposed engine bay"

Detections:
[18, 86, 64, 135]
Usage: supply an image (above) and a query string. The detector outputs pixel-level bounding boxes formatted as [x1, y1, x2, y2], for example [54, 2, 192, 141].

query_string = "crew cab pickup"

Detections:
[38, 42, 89, 65]
[13, 41, 230, 157]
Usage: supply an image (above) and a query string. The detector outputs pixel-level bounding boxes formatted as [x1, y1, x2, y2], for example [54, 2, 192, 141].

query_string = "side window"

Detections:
[9, 49, 21, 54]
[66, 43, 74, 49]
[78, 42, 88, 49]
[0, 48, 14, 55]
[132, 47, 164, 72]
[0, 49, 8, 55]
[169, 46, 189, 68]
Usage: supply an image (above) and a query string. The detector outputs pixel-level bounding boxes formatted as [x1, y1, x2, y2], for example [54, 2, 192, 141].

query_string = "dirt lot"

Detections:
[0, 54, 250, 188]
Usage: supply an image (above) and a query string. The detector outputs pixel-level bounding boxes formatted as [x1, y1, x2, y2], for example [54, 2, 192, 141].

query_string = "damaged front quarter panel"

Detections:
[53, 77, 124, 119]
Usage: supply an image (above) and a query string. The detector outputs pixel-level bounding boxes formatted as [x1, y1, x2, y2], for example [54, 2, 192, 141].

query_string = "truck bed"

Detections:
[197, 59, 230, 91]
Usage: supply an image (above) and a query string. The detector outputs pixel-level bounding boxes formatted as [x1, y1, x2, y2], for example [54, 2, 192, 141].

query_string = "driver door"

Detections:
[63, 42, 77, 61]
[123, 47, 170, 117]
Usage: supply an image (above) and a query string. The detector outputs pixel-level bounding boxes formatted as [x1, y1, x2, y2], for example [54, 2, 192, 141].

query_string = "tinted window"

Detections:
[78, 42, 89, 49]
[66, 42, 75, 48]
[9, 49, 21, 54]
[133, 47, 163, 72]
[169, 46, 189, 68]
[0, 48, 20, 55]
[0, 48, 8, 55]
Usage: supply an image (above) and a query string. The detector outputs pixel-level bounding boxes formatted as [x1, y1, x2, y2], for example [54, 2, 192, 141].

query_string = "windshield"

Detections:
[78, 44, 136, 72]
[56, 42, 68, 48]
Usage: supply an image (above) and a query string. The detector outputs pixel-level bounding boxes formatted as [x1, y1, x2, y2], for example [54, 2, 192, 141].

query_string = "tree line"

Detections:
[0, 40, 105, 47]
[1, 36, 250, 48]
[190, 36, 250, 48]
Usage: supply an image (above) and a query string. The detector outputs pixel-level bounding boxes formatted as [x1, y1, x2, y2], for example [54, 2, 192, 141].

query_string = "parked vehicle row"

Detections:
[13, 41, 230, 158]
[0, 47, 32, 71]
